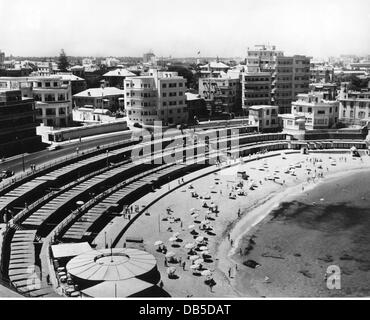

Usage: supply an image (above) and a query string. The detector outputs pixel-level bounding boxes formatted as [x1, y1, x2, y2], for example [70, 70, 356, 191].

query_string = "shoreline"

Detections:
[215, 160, 370, 297]
[118, 151, 370, 297]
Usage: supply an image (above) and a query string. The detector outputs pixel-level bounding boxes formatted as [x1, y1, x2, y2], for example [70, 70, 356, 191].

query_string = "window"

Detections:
[46, 108, 56, 115]
[163, 93, 167, 97]
[45, 82, 51, 87]
[162, 84, 167, 88]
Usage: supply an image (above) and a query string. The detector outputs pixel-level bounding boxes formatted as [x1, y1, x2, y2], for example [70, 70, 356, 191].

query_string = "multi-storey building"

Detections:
[0, 89, 41, 157]
[103, 68, 136, 89]
[199, 61, 230, 78]
[73, 87, 125, 113]
[310, 64, 334, 83]
[339, 84, 370, 126]
[198, 71, 241, 115]
[124, 69, 188, 125]
[245, 45, 311, 115]
[286, 92, 339, 130]
[309, 83, 338, 101]
[241, 72, 272, 112]
[31, 76, 72, 127]
[246, 45, 283, 72]
[248, 105, 279, 131]
[273, 55, 311, 114]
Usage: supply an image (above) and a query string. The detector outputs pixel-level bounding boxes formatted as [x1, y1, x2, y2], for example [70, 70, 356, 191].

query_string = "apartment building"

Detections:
[288, 92, 339, 130]
[103, 68, 136, 89]
[245, 45, 311, 115]
[242, 72, 272, 112]
[124, 69, 187, 125]
[248, 105, 279, 131]
[199, 61, 230, 78]
[310, 64, 334, 83]
[339, 84, 370, 126]
[246, 45, 283, 72]
[73, 87, 125, 113]
[198, 71, 241, 114]
[0, 89, 41, 157]
[31, 76, 72, 127]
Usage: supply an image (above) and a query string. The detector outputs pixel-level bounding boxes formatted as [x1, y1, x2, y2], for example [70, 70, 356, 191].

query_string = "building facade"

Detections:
[73, 87, 125, 113]
[124, 70, 188, 125]
[242, 72, 272, 112]
[0, 89, 41, 157]
[244, 45, 311, 115]
[198, 72, 241, 115]
[31, 76, 73, 127]
[103, 68, 136, 89]
[290, 92, 339, 130]
[248, 105, 279, 131]
[339, 84, 370, 126]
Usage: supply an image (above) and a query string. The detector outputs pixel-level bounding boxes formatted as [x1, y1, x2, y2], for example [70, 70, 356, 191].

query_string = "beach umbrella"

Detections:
[199, 246, 208, 251]
[189, 255, 200, 261]
[173, 232, 180, 237]
[165, 252, 176, 258]
[195, 258, 204, 265]
[189, 208, 196, 213]
[188, 225, 195, 230]
[192, 213, 199, 218]
[166, 267, 176, 275]
[76, 201, 84, 206]
[201, 270, 212, 277]
[202, 250, 210, 256]
[185, 243, 195, 249]
[190, 264, 200, 270]
[168, 237, 177, 242]
[154, 241, 163, 246]
[195, 236, 204, 243]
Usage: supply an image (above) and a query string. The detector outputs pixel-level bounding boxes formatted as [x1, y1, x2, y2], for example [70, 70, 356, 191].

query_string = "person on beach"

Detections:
[182, 261, 186, 270]
[228, 268, 232, 278]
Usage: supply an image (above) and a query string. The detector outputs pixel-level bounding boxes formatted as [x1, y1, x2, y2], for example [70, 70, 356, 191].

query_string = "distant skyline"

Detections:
[1, 0, 370, 59]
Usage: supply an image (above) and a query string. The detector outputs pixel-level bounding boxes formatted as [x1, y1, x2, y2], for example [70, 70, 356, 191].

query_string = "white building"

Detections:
[280, 91, 339, 133]
[248, 105, 279, 131]
[124, 69, 187, 126]
[31, 76, 73, 127]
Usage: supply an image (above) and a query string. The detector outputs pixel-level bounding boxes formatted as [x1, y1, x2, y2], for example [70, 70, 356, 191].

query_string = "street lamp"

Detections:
[106, 150, 109, 167]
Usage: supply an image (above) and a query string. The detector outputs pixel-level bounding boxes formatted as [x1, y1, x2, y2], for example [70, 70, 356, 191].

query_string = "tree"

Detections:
[58, 49, 69, 72]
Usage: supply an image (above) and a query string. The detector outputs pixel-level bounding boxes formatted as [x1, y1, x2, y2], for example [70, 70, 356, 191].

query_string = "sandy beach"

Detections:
[118, 151, 370, 297]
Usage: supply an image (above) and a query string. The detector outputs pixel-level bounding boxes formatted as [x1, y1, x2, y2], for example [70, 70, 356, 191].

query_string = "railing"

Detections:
[52, 162, 174, 239]
[0, 135, 139, 195]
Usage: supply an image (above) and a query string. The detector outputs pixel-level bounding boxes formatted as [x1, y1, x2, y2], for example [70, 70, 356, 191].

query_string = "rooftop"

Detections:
[103, 68, 136, 77]
[250, 105, 278, 110]
[74, 87, 125, 98]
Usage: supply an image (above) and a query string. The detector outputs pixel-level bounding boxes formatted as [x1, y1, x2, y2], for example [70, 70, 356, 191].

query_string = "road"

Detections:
[0, 131, 133, 175]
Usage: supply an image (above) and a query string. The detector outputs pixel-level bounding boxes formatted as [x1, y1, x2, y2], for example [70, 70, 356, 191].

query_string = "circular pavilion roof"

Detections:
[66, 248, 157, 282]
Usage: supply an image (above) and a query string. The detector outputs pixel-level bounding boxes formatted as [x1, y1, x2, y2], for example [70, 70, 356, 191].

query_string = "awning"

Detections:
[81, 278, 154, 298]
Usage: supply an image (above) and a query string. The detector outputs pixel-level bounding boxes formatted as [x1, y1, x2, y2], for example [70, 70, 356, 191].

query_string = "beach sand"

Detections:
[118, 151, 370, 297]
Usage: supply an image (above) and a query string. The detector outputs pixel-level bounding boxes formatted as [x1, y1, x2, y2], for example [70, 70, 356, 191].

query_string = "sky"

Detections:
[0, 0, 370, 59]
